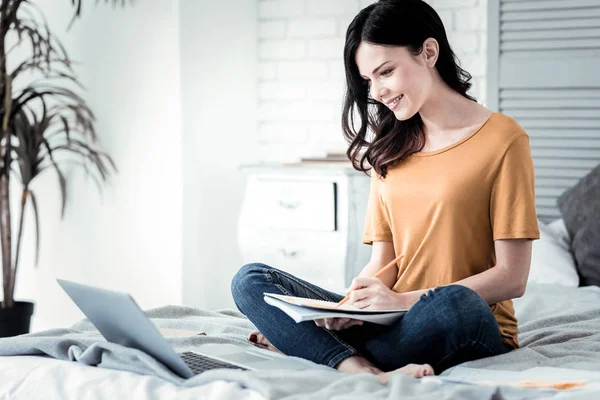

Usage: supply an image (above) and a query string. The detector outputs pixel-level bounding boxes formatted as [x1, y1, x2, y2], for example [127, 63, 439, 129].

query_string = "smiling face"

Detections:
[355, 41, 435, 121]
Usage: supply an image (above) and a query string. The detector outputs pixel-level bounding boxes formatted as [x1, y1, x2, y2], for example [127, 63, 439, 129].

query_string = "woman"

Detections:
[231, 0, 539, 383]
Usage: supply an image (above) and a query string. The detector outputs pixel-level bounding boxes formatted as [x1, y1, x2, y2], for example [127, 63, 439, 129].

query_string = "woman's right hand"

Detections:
[314, 317, 363, 331]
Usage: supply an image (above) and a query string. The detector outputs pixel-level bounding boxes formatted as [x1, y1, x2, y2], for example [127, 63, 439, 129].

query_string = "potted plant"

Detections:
[0, 0, 121, 337]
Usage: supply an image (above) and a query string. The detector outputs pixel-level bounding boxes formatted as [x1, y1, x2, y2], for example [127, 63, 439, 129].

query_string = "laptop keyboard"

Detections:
[179, 351, 247, 375]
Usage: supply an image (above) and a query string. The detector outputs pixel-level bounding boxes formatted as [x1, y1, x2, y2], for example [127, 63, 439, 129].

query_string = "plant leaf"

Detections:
[28, 190, 40, 266]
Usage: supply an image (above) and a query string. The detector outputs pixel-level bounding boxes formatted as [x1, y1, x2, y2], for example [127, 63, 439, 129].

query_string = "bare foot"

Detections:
[336, 356, 434, 384]
[248, 331, 283, 354]
[336, 355, 383, 375]
[378, 363, 435, 384]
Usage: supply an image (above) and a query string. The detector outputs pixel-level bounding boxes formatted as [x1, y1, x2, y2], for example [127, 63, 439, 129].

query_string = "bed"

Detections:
[1, 217, 600, 399]
[0, 356, 264, 400]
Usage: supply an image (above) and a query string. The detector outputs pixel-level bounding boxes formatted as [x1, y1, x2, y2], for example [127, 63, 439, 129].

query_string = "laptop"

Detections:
[57, 278, 314, 378]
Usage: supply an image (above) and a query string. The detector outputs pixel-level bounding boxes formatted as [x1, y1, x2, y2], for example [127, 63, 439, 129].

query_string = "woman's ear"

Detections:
[422, 38, 439, 68]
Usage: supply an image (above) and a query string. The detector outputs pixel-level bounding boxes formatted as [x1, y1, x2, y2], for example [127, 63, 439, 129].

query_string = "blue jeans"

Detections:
[231, 263, 512, 374]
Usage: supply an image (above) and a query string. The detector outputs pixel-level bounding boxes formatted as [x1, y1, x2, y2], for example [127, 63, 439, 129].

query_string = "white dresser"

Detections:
[237, 163, 371, 294]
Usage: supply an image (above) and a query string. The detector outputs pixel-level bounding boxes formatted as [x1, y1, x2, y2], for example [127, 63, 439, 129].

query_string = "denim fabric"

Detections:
[231, 263, 511, 373]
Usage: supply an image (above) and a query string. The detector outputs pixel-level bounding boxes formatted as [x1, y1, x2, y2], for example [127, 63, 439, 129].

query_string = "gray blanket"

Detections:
[1, 283, 599, 399]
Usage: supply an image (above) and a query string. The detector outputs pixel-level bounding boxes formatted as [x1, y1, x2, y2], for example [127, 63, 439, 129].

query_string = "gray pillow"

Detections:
[557, 163, 600, 286]
[571, 215, 600, 286]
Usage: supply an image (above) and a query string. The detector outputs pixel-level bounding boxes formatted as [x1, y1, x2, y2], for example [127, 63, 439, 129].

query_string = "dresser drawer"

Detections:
[239, 229, 346, 285]
[244, 178, 336, 231]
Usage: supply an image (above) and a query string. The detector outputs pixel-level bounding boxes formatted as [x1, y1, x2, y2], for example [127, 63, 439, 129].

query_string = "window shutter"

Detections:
[488, 0, 600, 222]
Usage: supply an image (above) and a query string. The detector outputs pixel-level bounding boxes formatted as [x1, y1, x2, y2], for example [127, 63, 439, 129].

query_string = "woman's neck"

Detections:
[418, 80, 488, 137]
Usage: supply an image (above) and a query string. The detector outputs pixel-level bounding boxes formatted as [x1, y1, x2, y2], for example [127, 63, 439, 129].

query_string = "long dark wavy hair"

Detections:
[342, 0, 476, 178]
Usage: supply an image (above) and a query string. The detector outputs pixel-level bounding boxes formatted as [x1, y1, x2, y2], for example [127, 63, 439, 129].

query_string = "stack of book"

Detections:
[287, 150, 351, 165]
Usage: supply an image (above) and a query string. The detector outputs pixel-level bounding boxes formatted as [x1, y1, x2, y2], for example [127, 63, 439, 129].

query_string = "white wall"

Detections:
[179, 0, 258, 311]
[12, 0, 183, 331]
[256, 0, 488, 162]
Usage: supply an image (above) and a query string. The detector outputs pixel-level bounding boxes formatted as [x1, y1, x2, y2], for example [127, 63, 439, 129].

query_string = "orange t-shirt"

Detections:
[362, 112, 540, 349]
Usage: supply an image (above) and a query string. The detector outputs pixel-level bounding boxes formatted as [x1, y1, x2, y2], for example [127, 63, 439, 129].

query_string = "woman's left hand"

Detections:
[347, 277, 410, 310]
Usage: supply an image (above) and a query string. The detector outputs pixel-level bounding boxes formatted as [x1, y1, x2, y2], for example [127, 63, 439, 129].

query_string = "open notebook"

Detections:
[263, 293, 408, 325]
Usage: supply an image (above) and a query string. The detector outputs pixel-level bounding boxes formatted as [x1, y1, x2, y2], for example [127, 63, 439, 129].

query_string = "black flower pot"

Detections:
[0, 301, 34, 338]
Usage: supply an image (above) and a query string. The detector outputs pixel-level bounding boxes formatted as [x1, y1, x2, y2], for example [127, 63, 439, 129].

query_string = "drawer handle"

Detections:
[278, 200, 302, 210]
[278, 248, 300, 258]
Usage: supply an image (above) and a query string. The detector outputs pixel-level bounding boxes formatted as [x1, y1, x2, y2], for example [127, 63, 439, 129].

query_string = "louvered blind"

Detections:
[488, 0, 600, 222]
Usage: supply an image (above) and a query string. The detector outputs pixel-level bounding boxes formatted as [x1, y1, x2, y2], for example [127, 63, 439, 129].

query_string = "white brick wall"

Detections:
[256, 0, 488, 162]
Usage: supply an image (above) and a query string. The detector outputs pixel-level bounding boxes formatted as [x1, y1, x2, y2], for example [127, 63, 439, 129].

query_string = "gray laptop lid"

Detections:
[57, 278, 195, 378]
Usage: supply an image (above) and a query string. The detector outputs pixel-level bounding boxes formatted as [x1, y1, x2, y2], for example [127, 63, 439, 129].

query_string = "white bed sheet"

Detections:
[0, 355, 266, 400]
